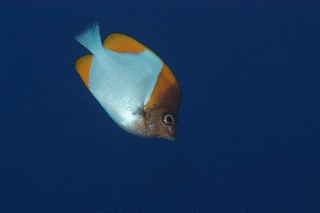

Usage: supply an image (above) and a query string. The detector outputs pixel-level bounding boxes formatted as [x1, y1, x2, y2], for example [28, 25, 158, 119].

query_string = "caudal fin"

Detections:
[74, 22, 104, 55]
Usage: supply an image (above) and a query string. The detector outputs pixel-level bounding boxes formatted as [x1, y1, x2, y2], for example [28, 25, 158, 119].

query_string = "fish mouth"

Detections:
[164, 133, 177, 141]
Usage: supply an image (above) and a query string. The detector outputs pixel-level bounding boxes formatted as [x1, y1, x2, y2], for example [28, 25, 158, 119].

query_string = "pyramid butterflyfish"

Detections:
[74, 22, 181, 140]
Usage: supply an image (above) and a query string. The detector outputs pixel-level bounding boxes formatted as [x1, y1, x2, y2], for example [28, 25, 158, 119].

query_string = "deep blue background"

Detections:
[1, 1, 319, 212]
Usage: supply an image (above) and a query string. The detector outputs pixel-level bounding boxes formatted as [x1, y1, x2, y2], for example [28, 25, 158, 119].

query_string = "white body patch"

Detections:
[75, 23, 163, 132]
[90, 49, 162, 130]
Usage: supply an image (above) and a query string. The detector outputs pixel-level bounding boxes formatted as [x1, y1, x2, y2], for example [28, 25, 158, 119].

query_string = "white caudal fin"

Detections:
[74, 22, 104, 55]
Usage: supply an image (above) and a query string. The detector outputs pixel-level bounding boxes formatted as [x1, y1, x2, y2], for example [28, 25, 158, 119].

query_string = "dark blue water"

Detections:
[1, 1, 319, 212]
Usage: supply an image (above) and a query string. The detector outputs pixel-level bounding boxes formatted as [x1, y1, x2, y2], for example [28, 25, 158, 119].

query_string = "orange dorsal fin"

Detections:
[103, 33, 146, 53]
[75, 54, 94, 88]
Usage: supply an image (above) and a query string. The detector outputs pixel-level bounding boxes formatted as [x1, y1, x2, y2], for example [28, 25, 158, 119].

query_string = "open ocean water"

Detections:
[1, 1, 319, 212]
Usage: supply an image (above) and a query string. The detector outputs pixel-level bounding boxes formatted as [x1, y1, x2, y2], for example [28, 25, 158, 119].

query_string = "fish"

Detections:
[74, 22, 181, 140]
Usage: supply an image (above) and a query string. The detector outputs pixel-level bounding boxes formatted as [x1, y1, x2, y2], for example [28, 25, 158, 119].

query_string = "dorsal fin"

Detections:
[103, 33, 146, 53]
[75, 54, 94, 88]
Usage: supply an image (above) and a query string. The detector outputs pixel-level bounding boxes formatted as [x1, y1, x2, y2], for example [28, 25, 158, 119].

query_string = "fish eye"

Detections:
[162, 113, 175, 125]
